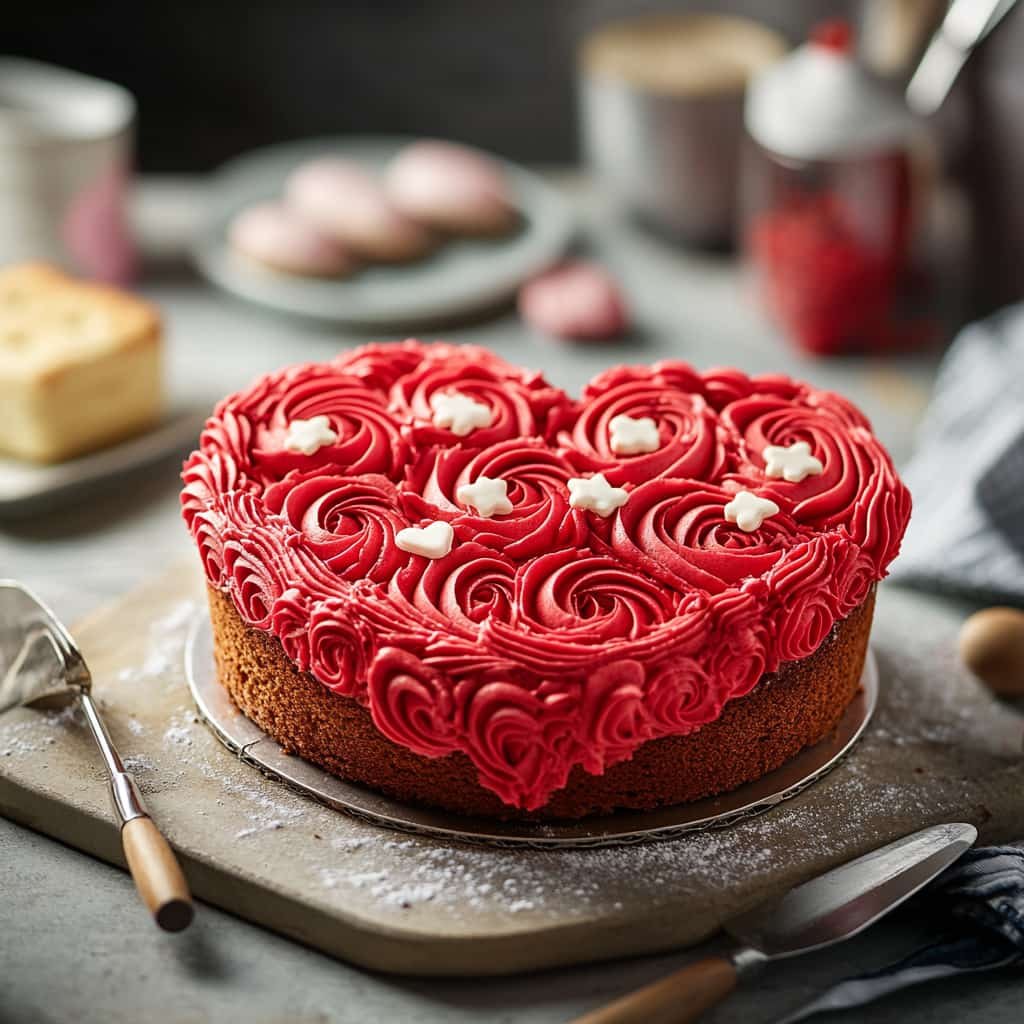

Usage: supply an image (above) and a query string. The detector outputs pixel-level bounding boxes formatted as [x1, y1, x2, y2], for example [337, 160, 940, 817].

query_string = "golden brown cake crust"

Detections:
[207, 585, 874, 820]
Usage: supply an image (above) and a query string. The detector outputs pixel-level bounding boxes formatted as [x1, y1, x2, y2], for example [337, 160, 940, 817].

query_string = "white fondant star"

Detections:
[430, 391, 493, 437]
[724, 490, 780, 533]
[763, 441, 823, 483]
[456, 476, 513, 518]
[396, 520, 455, 559]
[609, 414, 661, 456]
[567, 473, 629, 518]
[283, 415, 338, 456]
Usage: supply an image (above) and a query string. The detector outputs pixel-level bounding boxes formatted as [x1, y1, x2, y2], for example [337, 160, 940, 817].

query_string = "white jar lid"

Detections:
[745, 23, 913, 161]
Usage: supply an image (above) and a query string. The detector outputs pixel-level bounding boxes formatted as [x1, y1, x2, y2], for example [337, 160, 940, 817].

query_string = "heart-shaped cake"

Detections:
[182, 341, 910, 818]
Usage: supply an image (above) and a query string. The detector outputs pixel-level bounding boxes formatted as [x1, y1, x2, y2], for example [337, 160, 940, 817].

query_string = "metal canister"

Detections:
[0, 58, 137, 282]
[579, 13, 787, 247]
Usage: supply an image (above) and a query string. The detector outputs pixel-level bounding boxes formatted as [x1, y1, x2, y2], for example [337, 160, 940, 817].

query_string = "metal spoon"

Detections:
[0, 579, 193, 932]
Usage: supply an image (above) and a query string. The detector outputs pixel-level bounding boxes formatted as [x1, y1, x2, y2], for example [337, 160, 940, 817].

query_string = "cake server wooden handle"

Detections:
[76, 691, 193, 931]
[121, 816, 194, 932]
[571, 956, 737, 1024]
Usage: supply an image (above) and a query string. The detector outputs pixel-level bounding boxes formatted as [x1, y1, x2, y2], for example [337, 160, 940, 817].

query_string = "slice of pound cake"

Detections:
[0, 263, 163, 463]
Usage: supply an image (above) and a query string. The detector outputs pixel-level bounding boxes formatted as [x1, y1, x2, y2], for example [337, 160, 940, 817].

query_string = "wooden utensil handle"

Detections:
[121, 816, 194, 932]
[571, 955, 737, 1024]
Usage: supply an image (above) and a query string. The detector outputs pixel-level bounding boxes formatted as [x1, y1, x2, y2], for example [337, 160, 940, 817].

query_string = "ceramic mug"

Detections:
[0, 57, 137, 282]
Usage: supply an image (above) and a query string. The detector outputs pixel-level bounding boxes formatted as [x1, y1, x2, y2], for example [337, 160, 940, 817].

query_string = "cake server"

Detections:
[0, 579, 193, 932]
[572, 821, 977, 1024]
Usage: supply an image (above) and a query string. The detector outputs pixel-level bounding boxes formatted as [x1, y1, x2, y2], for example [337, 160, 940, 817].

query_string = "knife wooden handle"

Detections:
[121, 816, 194, 932]
[571, 955, 737, 1024]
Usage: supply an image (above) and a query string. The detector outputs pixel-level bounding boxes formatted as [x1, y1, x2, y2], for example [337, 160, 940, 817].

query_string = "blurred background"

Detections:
[2, 0, 1023, 553]
[8, 1, 846, 171]
[6, 7, 1024, 1022]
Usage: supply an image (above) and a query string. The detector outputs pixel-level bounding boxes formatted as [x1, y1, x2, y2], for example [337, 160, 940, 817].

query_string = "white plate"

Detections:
[0, 408, 207, 518]
[193, 137, 576, 327]
[186, 613, 878, 849]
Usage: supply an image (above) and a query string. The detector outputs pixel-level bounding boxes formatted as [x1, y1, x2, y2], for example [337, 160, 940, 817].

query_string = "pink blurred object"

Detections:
[518, 261, 629, 341]
[61, 159, 138, 284]
[229, 201, 355, 277]
[285, 157, 433, 263]
[385, 140, 517, 236]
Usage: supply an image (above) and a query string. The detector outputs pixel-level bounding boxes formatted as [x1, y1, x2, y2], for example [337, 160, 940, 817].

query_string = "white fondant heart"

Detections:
[396, 520, 455, 559]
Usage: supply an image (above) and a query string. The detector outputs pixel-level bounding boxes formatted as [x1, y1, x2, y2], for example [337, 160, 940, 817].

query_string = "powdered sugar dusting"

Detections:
[118, 600, 198, 686]
[0, 703, 80, 757]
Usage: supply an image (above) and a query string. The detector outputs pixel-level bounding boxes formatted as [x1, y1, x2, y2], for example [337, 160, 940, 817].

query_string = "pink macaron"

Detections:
[518, 262, 629, 341]
[228, 201, 355, 277]
[385, 140, 518, 237]
[285, 157, 433, 264]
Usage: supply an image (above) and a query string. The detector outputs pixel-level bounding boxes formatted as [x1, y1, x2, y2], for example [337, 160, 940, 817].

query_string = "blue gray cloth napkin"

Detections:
[891, 304, 1024, 603]
[778, 845, 1024, 1022]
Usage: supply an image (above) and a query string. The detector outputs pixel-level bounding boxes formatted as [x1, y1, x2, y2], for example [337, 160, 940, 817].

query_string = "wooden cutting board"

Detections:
[1, 561, 1022, 977]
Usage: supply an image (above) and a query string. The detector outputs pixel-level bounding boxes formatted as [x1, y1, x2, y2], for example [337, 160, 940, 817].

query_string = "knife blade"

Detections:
[572, 822, 978, 1024]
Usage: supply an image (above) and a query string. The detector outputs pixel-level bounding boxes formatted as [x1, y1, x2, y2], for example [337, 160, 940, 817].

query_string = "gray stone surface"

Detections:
[2, 177, 1018, 1022]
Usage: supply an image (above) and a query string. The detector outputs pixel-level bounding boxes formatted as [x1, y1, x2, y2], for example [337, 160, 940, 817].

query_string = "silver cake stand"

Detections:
[185, 617, 878, 849]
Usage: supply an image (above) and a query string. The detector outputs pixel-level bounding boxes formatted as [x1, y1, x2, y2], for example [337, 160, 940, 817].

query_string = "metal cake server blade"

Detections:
[573, 822, 978, 1024]
[0, 579, 194, 932]
[0, 582, 83, 710]
[726, 821, 977, 958]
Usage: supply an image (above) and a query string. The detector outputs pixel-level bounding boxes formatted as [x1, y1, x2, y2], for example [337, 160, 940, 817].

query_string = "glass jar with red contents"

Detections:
[741, 21, 928, 356]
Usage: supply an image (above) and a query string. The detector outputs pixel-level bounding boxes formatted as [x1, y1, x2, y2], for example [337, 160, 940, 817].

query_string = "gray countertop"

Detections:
[1, 176, 1016, 1024]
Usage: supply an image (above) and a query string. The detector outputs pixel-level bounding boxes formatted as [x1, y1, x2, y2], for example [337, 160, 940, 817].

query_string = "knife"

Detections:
[572, 822, 977, 1024]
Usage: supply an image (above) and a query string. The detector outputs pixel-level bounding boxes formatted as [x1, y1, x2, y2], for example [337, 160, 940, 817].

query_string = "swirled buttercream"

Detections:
[183, 341, 910, 810]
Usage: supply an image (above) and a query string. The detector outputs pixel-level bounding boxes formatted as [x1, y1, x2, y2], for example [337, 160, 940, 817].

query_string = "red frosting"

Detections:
[182, 340, 910, 810]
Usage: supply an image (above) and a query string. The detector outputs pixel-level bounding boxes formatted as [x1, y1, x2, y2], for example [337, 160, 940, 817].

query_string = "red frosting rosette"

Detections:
[264, 471, 409, 582]
[828, 540, 878, 618]
[198, 407, 255, 468]
[190, 507, 230, 588]
[703, 586, 772, 700]
[609, 477, 809, 593]
[765, 533, 845, 663]
[229, 363, 411, 483]
[560, 362, 728, 485]
[388, 541, 516, 637]
[269, 587, 313, 674]
[460, 677, 581, 810]
[367, 647, 459, 758]
[643, 654, 722, 737]
[402, 438, 589, 559]
[724, 393, 911, 568]
[220, 525, 295, 631]
[332, 338, 432, 394]
[307, 595, 375, 700]
[578, 659, 653, 774]
[389, 348, 572, 447]
[180, 447, 254, 530]
[513, 548, 680, 643]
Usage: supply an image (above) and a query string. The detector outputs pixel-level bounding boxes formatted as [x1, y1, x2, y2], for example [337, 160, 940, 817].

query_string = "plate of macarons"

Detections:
[194, 136, 576, 327]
